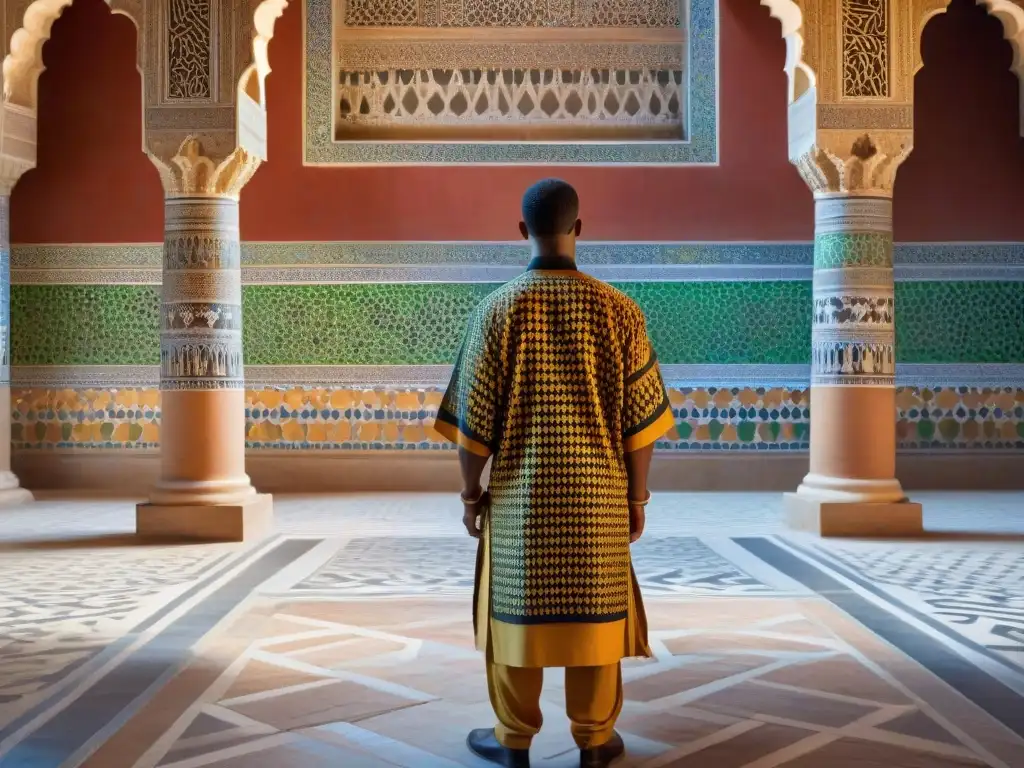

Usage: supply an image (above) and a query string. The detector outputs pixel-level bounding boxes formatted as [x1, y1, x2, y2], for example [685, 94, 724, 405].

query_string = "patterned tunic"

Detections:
[434, 262, 674, 667]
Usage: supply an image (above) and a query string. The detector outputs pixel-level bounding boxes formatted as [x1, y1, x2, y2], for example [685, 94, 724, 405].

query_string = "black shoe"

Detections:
[467, 728, 530, 767]
[579, 731, 625, 768]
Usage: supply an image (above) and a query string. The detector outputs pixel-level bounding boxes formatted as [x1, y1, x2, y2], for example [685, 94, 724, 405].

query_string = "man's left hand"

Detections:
[463, 492, 489, 538]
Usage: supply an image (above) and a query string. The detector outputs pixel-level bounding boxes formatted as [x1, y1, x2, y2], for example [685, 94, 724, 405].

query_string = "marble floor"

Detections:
[0, 492, 1022, 767]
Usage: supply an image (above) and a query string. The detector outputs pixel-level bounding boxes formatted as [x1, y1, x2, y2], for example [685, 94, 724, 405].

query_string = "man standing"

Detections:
[433, 179, 674, 768]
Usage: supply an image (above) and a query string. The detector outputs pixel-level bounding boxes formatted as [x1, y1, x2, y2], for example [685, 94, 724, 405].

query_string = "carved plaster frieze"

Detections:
[147, 135, 261, 199]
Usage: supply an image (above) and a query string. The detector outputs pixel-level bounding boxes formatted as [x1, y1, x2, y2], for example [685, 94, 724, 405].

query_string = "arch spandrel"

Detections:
[143, 0, 289, 185]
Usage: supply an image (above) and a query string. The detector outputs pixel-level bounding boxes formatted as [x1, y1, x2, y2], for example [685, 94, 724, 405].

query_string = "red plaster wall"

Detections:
[10, 0, 1024, 244]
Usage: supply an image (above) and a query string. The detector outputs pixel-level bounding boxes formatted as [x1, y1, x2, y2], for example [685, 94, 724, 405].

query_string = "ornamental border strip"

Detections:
[13, 241, 1024, 266]
[10, 364, 1024, 389]
[13, 264, 1024, 285]
[302, 0, 719, 165]
[10, 241, 1024, 285]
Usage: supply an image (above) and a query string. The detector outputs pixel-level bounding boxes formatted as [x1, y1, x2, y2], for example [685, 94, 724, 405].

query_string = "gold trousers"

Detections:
[487, 661, 623, 750]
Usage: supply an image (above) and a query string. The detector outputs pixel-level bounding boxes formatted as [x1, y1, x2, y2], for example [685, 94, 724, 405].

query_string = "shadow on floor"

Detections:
[0, 533, 210, 551]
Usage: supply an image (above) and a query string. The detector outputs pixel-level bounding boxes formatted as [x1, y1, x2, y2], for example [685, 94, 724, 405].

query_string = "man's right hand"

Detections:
[629, 504, 645, 543]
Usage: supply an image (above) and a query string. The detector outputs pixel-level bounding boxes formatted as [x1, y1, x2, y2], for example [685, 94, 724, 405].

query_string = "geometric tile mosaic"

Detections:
[10, 385, 1024, 451]
[11, 285, 161, 366]
[896, 387, 1024, 449]
[10, 281, 1024, 366]
[0, 542, 236, 736]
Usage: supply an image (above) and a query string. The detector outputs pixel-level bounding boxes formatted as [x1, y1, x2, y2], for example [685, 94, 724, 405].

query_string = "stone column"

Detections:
[136, 139, 271, 541]
[783, 137, 924, 536]
[132, 0, 286, 540]
[785, 189, 921, 535]
[0, 193, 32, 506]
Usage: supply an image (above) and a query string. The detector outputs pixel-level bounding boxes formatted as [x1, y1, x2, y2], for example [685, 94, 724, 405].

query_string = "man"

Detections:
[433, 179, 673, 768]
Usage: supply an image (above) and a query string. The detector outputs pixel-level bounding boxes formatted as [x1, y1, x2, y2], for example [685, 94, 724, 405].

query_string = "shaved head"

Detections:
[521, 179, 580, 237]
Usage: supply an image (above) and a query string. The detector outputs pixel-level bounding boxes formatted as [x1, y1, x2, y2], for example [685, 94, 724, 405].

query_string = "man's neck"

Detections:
[529, 236, 577, 267]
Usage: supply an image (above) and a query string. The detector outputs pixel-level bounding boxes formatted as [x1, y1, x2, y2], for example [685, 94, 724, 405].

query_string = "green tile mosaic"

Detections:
[616, 282, 811, 365]
[240, 282, 812, 366]
[9, 281, 1022, 366]
[11, 285, 160, 366]
[896, 282, 1024, 363]
[242, 283, 494, 365]
[814, 233, 892, 269]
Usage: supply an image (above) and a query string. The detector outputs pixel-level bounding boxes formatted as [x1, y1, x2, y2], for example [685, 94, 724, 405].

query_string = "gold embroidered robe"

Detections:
[433, 267, 674, 668]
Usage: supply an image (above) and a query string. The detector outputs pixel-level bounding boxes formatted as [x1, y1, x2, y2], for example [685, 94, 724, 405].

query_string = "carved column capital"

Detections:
[792, 129, 913, 198]
[147, 136, 262, 199]
[141, 0, 284, 200]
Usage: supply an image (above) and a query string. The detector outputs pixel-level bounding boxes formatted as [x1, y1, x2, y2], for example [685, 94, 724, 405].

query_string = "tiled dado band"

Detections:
[9, 376, 1024, 452]
[9, 281, 1024, 366]
[161, 199, 244, 391]
[8, 241, 1022, 451]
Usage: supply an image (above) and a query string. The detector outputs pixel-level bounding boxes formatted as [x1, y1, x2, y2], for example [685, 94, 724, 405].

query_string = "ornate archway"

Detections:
[915, 0, 1024, 134]
[0, 0, 291, 516]
[3, 0, 142, 111]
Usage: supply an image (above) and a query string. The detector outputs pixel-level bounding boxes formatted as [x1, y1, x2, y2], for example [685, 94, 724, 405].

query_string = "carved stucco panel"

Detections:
[330, 0, 688, 141]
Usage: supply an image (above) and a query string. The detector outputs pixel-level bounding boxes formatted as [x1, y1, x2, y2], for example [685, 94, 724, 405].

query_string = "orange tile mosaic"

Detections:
[9, 385, 1024, 451]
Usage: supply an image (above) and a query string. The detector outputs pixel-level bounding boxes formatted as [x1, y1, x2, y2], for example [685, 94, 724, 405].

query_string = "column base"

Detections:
[0, 486, 33, 508]
[784, 493, 923, 537]
[136, 493, 273, 542]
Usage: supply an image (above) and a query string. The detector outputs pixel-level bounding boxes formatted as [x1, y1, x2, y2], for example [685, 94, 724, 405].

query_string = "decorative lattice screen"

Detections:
[334, 0, 686, 141]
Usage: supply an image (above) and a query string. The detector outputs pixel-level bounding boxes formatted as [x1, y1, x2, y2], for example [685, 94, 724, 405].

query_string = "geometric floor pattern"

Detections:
[0, 491, 1021, 767]
[136, 598, 1013, 767]
[293, 536, 791, 597]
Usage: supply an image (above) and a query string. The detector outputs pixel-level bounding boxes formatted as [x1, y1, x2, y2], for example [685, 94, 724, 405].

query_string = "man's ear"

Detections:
[574, 219, 583, 237]
[519, 221, 529, 240]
